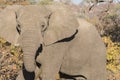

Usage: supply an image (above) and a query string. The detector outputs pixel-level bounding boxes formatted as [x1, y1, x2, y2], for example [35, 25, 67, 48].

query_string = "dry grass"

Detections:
[0, 38, 23, 80]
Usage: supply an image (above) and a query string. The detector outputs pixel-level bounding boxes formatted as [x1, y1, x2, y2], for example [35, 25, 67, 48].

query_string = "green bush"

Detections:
[39, 0, 53, 5]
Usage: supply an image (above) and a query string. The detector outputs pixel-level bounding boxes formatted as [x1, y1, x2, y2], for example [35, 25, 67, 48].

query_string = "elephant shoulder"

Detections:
[77, 18, 103, 42]
[76, 18, 106, 50]
[77, 18, 98, 35]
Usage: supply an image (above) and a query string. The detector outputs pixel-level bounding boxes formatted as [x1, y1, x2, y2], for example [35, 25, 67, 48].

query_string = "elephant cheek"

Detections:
[44, 30, 57, 45]
[21, 31, 42, 72]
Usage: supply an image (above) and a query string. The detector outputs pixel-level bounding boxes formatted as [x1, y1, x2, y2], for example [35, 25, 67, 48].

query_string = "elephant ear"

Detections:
[0, 5, 21, 45]
[43, 5, 79, 45]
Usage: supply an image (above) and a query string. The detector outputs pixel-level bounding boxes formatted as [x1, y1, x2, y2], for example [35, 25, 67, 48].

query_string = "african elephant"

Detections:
[0, 4, 106, 80]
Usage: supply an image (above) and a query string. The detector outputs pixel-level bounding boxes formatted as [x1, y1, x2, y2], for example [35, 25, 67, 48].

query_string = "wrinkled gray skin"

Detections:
[0, 4, 106, 80]
[35, 18, 106, 80]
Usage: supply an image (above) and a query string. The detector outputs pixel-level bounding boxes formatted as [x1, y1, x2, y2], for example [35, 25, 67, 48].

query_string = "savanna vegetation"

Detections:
[0, 0, 120, 80]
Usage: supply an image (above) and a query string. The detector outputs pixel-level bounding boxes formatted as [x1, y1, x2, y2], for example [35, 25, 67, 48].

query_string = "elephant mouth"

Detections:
[22, 64, 35, 80]
[35, 44, 42, 68]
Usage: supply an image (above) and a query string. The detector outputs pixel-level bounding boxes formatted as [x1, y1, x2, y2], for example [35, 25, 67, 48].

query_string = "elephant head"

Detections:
[0, 5, 79, 74]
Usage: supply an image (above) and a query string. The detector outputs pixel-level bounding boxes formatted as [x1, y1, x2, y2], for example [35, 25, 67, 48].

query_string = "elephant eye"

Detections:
[41, 24, 45, 28]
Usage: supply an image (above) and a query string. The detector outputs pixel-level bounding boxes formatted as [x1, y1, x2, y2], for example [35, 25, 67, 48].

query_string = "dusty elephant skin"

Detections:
[0, 4, 106, 80]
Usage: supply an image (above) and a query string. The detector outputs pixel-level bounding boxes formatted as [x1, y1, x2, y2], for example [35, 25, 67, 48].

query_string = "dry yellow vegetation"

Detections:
[102, 36, 120, 80]
[0, 38, 23, 80]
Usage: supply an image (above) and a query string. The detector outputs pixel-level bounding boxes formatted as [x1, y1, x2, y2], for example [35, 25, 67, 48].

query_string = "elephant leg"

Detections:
[37, 43, 68, 80]
[37, 53, 59, 80]
[34, 66, 42, 80]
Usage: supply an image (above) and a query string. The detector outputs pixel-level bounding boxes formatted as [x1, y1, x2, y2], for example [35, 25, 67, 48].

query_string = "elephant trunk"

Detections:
[21, 30, 42, 72]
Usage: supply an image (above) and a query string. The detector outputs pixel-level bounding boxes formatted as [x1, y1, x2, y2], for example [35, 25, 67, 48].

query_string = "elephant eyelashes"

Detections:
[41, 24, 45, 30]
[41, 24, 47, 32]
[16, 24, 21, 34]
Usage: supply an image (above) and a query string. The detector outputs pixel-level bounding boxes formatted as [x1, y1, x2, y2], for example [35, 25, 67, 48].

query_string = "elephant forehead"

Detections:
[18, 14, 44, 27]
[18, 14, 41, 23]
[19, 5, 49, 17]
[17, 6, 49, 25]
